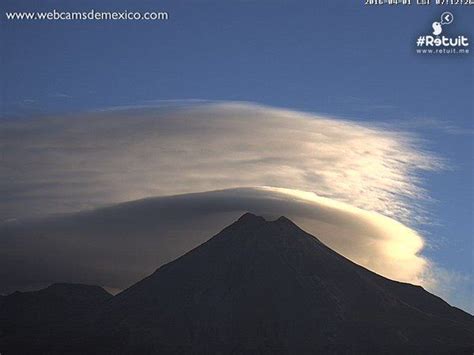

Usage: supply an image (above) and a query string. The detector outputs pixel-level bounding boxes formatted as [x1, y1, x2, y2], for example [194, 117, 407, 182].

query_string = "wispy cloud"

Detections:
[49, 92, 73, 99]
[0, 102, 442, 223]
[391, 116, 474, 136]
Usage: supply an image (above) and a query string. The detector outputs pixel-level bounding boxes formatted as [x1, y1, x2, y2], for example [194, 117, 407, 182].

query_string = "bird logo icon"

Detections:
[432, 12, 454, 36]
[432, 22, 442, 36]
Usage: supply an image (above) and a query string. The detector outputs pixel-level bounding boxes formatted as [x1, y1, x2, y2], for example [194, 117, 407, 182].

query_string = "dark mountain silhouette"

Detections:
[0, 283, 111, 353]
[1, 214, 472, 354]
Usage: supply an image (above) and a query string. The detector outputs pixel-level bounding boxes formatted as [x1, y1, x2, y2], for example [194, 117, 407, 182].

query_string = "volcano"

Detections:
[1, 213, 472, 354]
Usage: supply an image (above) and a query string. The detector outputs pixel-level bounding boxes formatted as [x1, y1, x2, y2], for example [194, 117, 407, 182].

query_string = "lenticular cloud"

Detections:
[0, 102, 441, 222]
[0, 187, 430, 294]
[0, 102, 452, 304]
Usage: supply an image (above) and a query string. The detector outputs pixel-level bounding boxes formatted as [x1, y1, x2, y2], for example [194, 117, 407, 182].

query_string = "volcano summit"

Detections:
[1, 214, 472, 354]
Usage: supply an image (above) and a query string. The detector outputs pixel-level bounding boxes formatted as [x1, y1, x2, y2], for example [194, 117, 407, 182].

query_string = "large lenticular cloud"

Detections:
[0, 101, 450, 299]
[0, 187, 429, 294]
[0, 102, 440, 221]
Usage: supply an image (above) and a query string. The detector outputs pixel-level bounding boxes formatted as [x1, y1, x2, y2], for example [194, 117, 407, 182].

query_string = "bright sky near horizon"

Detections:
[1, 0, 472, 310]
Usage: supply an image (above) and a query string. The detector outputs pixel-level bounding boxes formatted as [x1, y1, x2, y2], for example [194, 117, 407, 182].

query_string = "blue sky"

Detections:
[1, 0, 472, 307]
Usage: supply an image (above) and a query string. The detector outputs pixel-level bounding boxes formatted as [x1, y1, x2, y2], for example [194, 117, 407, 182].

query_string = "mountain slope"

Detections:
[1, 214, 472, 354]
[86, 213, 473, 354]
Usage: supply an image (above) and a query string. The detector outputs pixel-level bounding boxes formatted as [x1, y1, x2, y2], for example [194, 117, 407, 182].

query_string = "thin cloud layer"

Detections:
[0, 102, 441, 222]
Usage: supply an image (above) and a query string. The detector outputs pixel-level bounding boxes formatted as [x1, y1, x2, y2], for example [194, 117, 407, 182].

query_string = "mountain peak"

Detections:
[236, 213, 297, 225]
[275, 215, 295, 225]
[3, 216, 473, 354]
[91, 215, 473, 354]
[236, 212, 266, 224]
[234, 213, 301, 233]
